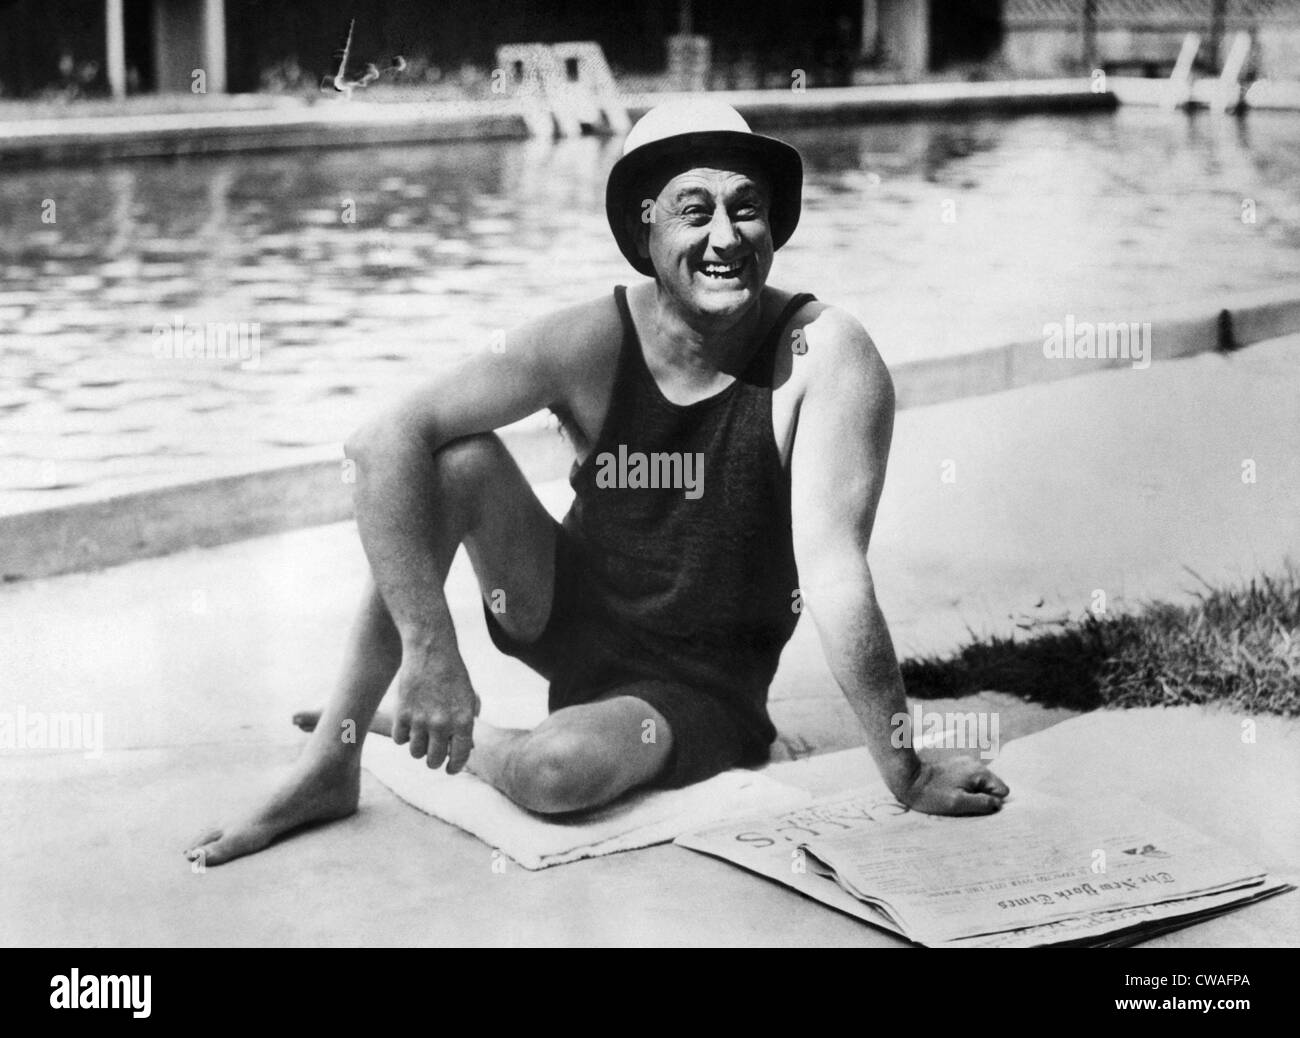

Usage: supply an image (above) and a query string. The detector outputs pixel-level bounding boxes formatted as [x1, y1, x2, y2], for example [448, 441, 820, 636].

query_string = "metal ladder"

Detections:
[494, 41, 629, 139]
[1215, 31, 1252, 114]
[1163, 32, 1200, 110]
[1163, 29, 1252, 113]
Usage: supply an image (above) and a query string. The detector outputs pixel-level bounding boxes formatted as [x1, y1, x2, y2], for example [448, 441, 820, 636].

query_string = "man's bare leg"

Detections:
[473, 695, 674, 813]
[293, 693, 676, 814]
[184, 580, 401, 866]
[293, 705, 395, 738]
[185, 434, 558, 866]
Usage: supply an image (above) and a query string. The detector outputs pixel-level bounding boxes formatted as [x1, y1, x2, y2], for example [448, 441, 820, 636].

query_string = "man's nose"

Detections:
[706, 204, 740, 253]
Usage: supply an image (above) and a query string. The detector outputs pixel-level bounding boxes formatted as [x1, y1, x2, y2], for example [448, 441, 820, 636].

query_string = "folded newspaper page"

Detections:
[673, 783, 915, 935]
[802, 788, 1274, 945]
[943, 882, 1290, 948]
[676, 784, 1288, 947]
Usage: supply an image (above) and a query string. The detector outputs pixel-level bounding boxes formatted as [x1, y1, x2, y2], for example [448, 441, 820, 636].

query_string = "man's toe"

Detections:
[949, 791, 1003, 815]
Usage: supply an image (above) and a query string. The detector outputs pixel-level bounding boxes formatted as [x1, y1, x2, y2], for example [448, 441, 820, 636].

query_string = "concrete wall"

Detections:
[1003, 0, 1300, 78]
[152, 0, 226, 94]
[1095, 28, 1194, 65]
[153, 0, 205, 94]
[1003, 27, 1087, 75]
[877, 0, 930, 76]
[1008, 22, 1300, 76]
[1252, 24, 1300, 74]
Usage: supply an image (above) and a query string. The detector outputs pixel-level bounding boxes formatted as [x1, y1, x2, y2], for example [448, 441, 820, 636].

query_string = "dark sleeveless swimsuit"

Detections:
[486, 285, 817, 786]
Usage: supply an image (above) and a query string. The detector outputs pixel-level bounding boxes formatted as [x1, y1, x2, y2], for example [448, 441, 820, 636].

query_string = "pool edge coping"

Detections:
[0, 80, 1118, 166]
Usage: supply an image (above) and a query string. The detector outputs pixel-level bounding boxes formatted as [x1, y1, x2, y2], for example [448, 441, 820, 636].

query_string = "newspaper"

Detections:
[943, 883, 1290, 948]
[676, 785, 1289, 947]
[674, 783, 915, 935]
[803, 788, 1270, 944]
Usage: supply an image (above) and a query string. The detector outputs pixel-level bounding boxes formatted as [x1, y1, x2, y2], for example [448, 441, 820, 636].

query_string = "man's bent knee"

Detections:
[433, 433, 507, 479]
[346, 426, 505, 516]
[504, 728, 627, 814]
[433, 433, 510, 492]
[430, 434, 510, 523]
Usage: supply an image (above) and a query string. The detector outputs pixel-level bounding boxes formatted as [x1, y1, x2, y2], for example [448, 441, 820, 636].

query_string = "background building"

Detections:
[0, 0, 1294, 100]
[1003, 0, 1300, 77]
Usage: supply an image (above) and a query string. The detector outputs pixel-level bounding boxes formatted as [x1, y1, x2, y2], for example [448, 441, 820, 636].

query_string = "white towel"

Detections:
[363, 735, 813, 870]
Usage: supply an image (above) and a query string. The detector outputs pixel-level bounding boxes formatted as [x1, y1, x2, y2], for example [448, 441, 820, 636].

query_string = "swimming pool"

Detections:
[2, 105, 1298, 510]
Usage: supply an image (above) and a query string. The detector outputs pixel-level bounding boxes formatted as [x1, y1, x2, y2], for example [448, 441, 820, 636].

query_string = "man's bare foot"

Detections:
[293, 708, 393, 738]
[184, 756, 361, 867]
[292, 707, 517, 788]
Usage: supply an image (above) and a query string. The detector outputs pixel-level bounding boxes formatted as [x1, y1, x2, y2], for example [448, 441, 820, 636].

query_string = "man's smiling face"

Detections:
[636, 154, 774, 322]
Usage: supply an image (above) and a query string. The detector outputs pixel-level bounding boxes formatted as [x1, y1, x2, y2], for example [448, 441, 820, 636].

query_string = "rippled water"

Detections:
[2, 106, 1298, 511]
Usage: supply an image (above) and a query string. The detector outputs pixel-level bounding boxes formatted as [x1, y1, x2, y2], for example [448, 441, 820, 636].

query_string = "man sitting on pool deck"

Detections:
[187, 100, 1009, 867]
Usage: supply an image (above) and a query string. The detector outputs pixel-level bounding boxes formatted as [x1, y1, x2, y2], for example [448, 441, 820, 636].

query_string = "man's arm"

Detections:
[343, 302, 597, 773]
[789, 307, 1008, 814]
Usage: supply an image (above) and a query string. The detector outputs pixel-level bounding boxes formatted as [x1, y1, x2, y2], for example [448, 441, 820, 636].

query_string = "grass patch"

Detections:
[900, 565, 1300, 716]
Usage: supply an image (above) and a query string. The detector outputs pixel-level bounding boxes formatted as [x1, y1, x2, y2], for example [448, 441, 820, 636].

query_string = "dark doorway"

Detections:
[124, 0, 156, 93]
[930, 0, 1003, 72]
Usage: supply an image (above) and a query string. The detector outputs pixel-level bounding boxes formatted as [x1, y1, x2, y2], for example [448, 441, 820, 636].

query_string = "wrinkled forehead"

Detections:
[638, 149, 771, 203]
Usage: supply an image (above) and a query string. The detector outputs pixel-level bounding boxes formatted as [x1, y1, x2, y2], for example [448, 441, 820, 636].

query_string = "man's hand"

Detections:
[898, 756, 1010, 816]
[392, 643, 480, 774]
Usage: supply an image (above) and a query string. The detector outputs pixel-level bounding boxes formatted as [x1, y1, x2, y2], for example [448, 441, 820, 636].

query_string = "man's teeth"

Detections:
[700, 260, 744, 278]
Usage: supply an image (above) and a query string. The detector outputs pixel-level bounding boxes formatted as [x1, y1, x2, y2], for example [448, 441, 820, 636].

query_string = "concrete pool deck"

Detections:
[2, 332, 1297, 945]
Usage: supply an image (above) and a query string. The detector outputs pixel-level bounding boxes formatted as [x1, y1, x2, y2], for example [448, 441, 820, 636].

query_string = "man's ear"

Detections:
[626, 210, 651, 260]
